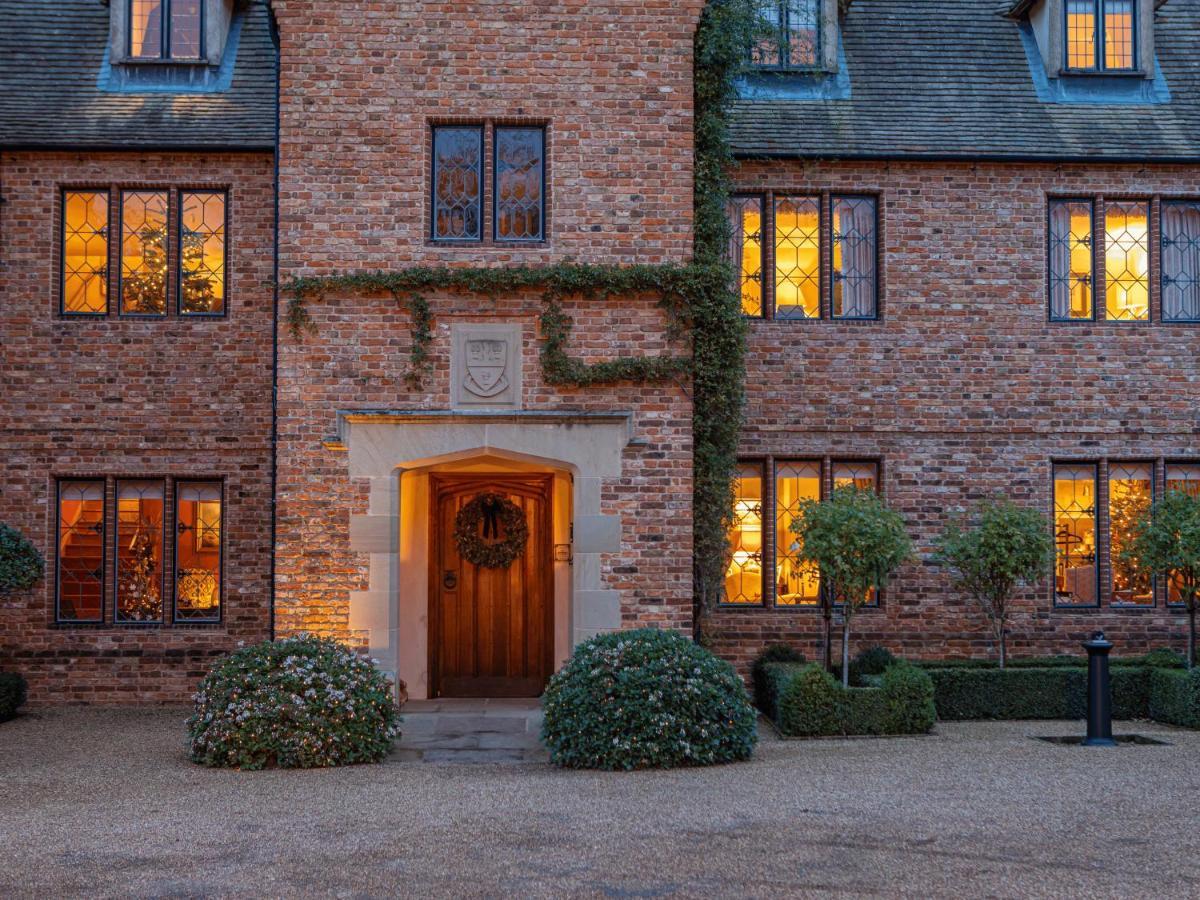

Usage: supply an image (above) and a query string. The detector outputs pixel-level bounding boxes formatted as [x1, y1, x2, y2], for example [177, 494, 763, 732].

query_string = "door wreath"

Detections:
[453, 492, 530, 569]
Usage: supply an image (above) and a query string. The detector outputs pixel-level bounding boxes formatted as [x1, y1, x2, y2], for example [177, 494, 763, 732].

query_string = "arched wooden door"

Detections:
[429, 474, 554, 698]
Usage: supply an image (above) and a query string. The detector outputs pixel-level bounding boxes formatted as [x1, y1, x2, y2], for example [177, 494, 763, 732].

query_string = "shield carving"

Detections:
[463, 339, 510, 398]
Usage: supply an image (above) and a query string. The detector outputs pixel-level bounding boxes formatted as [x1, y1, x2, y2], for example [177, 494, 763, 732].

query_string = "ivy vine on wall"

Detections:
[283, 0, 758, 626]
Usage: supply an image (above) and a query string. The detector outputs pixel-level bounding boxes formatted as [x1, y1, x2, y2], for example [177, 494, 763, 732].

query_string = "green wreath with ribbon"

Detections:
[453, 492, 530, 569]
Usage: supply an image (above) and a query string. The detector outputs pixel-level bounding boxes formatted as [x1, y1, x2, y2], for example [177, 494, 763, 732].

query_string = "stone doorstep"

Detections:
[394, 698, 547, 764]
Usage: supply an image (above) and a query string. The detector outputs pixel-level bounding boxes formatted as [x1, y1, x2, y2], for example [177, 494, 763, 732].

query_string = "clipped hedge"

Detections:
[1148, 668, 1200, 729]
[0, 673, 27, 722]
[762, 662, 936, 738]
[751, 643, 806, 713]
[541, 628, 758, 770]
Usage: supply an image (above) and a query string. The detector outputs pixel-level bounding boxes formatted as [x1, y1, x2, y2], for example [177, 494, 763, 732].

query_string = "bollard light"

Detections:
[1082, 631, 1116, 747]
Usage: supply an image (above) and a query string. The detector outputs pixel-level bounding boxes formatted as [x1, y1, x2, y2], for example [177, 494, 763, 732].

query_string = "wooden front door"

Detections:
[430, 474, 554, 698]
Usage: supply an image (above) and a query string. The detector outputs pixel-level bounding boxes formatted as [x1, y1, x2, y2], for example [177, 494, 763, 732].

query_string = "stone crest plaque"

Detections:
[450, 324, 523, 409]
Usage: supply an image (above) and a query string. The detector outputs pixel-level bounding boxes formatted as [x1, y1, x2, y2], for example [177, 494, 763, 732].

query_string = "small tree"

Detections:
[933, 499, 1055, 668]
[1123, 490, 1200, 669]
[792, 486, 912, 687]
[0, 523, 45, 598]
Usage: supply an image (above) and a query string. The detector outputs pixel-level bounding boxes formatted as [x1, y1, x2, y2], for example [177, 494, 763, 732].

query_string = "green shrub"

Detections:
[1148, 668, 1200, 729]
[1136, 648, 1188, 670]
[926, 667, 1085, 720]
[853, 645, 898, 677]
[541, 628, 758, 770]
[751, 643, 806, 713]
[187, 635, 401, 770]
[764, 661, 935, 737]
[0, 523, 44, 596]
[0, 673, 27, 722]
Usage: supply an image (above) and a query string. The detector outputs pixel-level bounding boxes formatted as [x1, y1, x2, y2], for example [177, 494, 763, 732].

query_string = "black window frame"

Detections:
[1062, 0, 1138, 74]
[721, 459, 769, 608]
[127, 0, 206, 62]
[1106, 460, 1157, 609]
[492, 126, 547, 244]
[430, 124, 485, 244]
[176, 189, 230, 318]
[117, 188, 172, 319]
[1047, 197, 1097, 323]
[54, 478, 107, 625]
[113, 478, 169, 626]
[59, 188, 112, 318]
[750, 0, 823, 71]
[173, 479, 225, 625]
[1160, 200, 1200, 324]
[1052, 461, 1103, 609]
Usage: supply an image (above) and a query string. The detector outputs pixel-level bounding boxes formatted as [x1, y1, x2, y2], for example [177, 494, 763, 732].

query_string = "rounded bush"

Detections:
[541, 628, 758, 770]
[0, 523, 45, 596]
[187, 635, 401, 770]
[853, 645, 898, 678]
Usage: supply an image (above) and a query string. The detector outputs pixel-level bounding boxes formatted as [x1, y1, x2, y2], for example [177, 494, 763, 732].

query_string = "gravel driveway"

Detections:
[1, 708, 1197, 898]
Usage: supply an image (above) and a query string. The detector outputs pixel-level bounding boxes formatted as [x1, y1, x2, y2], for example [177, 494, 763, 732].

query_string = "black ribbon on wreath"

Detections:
[481, 496, 501, 540]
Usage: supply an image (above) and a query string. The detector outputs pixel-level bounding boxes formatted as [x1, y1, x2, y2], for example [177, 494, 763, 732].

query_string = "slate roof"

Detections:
[729, 0, 1200, 161]
[0, 0, 276, 150]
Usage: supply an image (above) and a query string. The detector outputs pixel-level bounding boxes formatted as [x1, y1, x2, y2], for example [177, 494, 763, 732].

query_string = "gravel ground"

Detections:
[1, 709, 1197, 899]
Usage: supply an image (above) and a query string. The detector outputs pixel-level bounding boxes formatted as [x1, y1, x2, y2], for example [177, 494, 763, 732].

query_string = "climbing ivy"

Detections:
[283, 0, 757, 624]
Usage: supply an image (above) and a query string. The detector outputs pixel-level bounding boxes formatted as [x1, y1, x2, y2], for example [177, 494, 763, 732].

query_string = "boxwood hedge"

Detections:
[0, 672, 28, 722]
[1148, 668, 1200, 729]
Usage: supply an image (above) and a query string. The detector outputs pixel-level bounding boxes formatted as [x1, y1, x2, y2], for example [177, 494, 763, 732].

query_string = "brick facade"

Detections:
[0, 151, 276, 703]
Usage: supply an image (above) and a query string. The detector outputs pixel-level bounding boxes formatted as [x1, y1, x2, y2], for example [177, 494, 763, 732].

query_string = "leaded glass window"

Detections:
[62, 191, 109, 315]
[1066, 0, 1136, 71]
[175, 482, 222, 622]
[180, 191, 227, 315]
[57, 481, 106, 623]
[1166, 464, 1200, 605]
[1104, 200, 1150, 321]
[116, 480, 165, 623]
[1108, 462, 1153, 605]
[751, 1, 820, 69]
[833, 461, 878, 492]
[1049, 199, 1094, 320]
[120, 190, 169, 316]
[494, 128, 544, 242]
[775, 195, 821, 319]
[832, 196, 877, 319]
[775, 461, 821, 606]
[432, 127, 483, 241]
[1161, 202, 1200, 323]
[724, 464, 764, 605]
[727, 196, 765, 317]
[129, 0, 203, 60]
[1054, 464, 1098, 606]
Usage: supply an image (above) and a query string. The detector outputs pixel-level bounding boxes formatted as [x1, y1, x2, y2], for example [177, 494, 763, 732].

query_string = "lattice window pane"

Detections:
[1161, 202, 1200, 323]
[727, 196, 764, 317]
[116, 480, 165, 623]
[176, 482, 222, 621]
[180, 192, 226, 314]
[170, 0, 202, 58]
[1054, 464, 1098, 606]
[1104, 200, 1150, 321]
[751, 1, 819, 68]
[1103, 0, 1135, 69]
[1166, 464, 1200, 605]
[724, 464, 764, 605]
[775, 461, 821, 606]
[432, 127, 482, 241]
[495, 128, 544, 242]
[833, 461, 877, 492]
[1049, 200, 1094, 320]
[775, 195, 821, 319]
[120, 191, 169, 315]
[832, 196, 877, 319]
[130, 0, 164, 59]
[58, 481, 105, 623]
[1066, 0, 1097, 68]
[62, 191, 109, 315]
[1109, 463, 1153, 605]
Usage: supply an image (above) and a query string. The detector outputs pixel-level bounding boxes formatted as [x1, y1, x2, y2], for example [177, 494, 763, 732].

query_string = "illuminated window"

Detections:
[1054, 464, 1099, 606]
[120, 190, 169, 316]
[775, 196, 821, 319]
[432, 126, 483, 241]
[129, 0, 203, 60]
[180, 191, 226, 315]
[57, 481, 106, 623]
[1166, 464, 1200, 605]
[61, 191, 109, 315]
[833, 461, 878, 492]
[775, 461, 821, 606]
[1161, 202, 1200, 323]
[832, 197, 878, 319]
[727, 196, 765, 317]
[1108, 463, 1153, 605]
[1066, 0, 1135, 71]
[1049, 199, 1095, 320]
[724, 464, 764, 605]
[115, 480, 165, 623]
[1104, 200, 1150, 321]
[751, 1, 820, 69]
[494, 128, 544, 242]
[175, 482, 222, 622]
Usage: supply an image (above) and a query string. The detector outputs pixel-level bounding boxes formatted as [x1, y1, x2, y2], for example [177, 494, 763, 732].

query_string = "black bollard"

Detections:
[1082, 631, 1116, 747]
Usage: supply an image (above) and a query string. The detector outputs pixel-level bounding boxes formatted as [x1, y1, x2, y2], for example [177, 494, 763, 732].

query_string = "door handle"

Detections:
[443, 570, 457, 591]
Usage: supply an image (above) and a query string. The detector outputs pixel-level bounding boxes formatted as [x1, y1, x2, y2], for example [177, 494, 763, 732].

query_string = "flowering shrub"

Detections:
[187, 635, 401, 770]
[541, 628, 758, 770]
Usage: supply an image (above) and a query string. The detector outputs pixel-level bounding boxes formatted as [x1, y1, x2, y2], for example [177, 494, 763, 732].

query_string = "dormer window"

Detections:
[752, 1, 820, 69]
[129, 0, 204, 61]
[1065, 0, 1136, 71]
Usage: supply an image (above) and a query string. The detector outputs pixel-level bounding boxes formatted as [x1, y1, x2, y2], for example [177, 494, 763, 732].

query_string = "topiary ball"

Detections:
[541, 628, 758, 770]
[187, 635, 402, 770]
[0, 523, 45, 597]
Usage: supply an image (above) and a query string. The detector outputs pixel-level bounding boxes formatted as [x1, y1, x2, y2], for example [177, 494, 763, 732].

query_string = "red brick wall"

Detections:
[0, 151, 276, 703]
[712, 159, 1200, 673]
